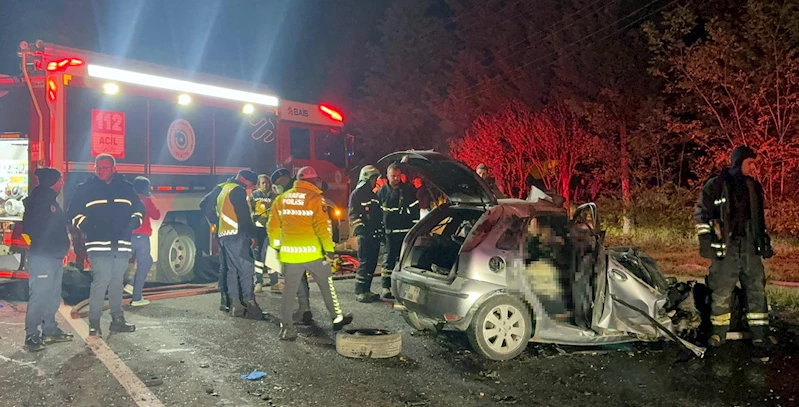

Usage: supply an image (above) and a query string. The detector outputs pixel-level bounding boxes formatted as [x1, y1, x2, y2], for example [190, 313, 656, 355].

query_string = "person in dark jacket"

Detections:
[694, 146, 775, 351]
[66, 154, 144, 336]
[200, 169, 262, 319]
[21, 168, 73, 351]
[377, 163, 420, 299]
[251, 174, 275, 293]
[123, 176, 161, 307]
[476, 163, 506, 199]
[349, 165, 383, 303]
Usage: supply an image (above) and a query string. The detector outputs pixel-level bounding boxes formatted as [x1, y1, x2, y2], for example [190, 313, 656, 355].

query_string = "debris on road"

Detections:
[241, 369, 267, 380]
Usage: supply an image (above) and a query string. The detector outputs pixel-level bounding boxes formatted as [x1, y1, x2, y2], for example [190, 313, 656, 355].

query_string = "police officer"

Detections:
[694, 146, 775, 351]
[251, 174, 274, 293]
[268, 166, 353, 340]
[22, 168, 73, 351]
[377, 163, 420, 299]
[67, 154, 144, 336]
[349, 165, 383, 303]
[200, 169, 263, 319]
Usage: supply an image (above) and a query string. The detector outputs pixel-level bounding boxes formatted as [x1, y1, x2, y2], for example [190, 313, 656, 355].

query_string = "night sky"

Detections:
[0, 0, 387, 107]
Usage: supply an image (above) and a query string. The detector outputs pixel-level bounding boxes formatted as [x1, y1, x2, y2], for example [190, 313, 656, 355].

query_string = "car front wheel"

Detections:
[467, 295, 532, 361]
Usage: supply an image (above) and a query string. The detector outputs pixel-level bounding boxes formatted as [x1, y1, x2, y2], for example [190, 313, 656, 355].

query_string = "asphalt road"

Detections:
[1, 279, 798, 407]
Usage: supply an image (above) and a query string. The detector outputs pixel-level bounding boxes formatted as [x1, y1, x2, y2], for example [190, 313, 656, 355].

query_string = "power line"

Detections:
[450, 0, 676, 103]
[414, 0, 527, 43]
[473, 0, 612, 70]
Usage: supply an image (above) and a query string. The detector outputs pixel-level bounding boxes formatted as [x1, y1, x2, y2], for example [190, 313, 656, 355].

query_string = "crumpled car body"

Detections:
[381, 151, 702, 361]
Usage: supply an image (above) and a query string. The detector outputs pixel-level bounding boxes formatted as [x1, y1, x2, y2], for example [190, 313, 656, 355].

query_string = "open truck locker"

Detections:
[0, 40, 352, 283]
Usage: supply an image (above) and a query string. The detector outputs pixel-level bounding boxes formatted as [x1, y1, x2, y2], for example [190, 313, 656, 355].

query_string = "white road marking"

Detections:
[58, 304, 165, 407]
[155, 348, 194, 354]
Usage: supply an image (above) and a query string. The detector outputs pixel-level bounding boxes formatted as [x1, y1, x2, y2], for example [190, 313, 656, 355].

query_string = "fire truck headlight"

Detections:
[242, 103, 255, 114]
[178, 94, 192, 105]
[103, 83, 119, 95]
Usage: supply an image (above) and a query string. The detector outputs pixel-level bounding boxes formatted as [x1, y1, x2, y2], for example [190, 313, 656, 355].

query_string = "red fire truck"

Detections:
[0, 40, 353, 283]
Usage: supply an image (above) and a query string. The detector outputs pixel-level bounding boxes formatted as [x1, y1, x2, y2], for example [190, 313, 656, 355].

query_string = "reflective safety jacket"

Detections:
[250, 188, 275, 227]
[694, 169, 768, 258]
[267, 180, 334, 264]
[199, 179, 257, 239]
[66, 174, 145, 253]
[348, 182, 383, 239]
[377, 182, 420, 235]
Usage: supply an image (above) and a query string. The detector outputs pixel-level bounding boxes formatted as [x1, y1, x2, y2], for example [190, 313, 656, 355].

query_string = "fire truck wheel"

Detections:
[156, 223, 196, 283]
[335, 328, 403, 359]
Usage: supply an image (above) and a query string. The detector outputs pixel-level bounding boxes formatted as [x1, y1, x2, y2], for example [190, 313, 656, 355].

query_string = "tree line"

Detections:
[348, 0, 799, 236]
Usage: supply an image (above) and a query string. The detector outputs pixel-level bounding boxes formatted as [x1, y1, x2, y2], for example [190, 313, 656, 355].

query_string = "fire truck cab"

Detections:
[0, 40, 352, 283]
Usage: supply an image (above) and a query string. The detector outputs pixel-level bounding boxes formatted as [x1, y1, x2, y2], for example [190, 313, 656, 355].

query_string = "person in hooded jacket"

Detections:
[67, 154, 144, 336]
[123, 176, 161, 307]
[21, 168, 73, 351]
[694, 145, 776, 352]
[348, 165, 383, 303]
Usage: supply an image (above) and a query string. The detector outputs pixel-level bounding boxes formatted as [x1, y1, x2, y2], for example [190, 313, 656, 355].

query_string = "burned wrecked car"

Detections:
[382, 151, 704, 361]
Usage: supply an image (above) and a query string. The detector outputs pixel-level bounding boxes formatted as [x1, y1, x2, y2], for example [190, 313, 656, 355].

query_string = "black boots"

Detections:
[244, 300, 263, 320]
[24, 335, 46, 352]
[333, 313, 354, 331]
[219, 292, 231, 312]
[42, 328, 74, 344]
[109, 316, 136, 333]
[89, 320, 102, 337]
[294, 311, 314, 326]
[279, 324, 298, 341]
[356, 292, 380, 303]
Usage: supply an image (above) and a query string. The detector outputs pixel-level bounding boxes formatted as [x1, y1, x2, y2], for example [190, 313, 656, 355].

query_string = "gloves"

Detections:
[699, 234, 715, 259]
[759, 234, 774, 259]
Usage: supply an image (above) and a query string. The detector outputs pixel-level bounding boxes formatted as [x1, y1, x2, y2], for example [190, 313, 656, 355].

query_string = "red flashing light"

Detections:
[47, 78, 57, 101]
[156, 186, 173, 191]
[46, 58, 85, 72]
[319, 105, 343, 122]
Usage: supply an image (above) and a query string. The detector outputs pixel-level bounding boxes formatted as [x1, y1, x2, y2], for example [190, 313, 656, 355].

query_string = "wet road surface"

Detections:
[2, 279, 798, 407]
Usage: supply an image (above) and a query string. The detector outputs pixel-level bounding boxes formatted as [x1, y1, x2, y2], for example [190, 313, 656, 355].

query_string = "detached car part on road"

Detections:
[382, 151, 705, 361]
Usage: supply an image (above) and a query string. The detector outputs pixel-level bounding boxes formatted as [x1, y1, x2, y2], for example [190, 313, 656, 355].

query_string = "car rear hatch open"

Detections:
[378, 150, 498, 209]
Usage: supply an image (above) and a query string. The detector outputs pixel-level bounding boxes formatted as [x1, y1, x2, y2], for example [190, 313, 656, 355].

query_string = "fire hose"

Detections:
[69, 283, 218, 319]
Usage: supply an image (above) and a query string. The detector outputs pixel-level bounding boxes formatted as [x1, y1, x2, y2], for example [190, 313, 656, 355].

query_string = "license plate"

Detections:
[402, 285, 421, 303]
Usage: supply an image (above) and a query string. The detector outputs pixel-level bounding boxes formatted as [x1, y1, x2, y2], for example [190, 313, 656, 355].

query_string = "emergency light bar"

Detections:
[87, 64, 279, 107]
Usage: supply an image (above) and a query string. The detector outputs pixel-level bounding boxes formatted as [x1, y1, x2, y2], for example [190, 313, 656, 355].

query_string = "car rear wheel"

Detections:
[467, 295, 532, 361]
[156, 222, 196, 283]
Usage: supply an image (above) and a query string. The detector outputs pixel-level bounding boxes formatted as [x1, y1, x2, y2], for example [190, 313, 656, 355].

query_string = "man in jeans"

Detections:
[123, 176, 161, 306]
[21, 168, 73, 351]
[67, 154, 145, 336]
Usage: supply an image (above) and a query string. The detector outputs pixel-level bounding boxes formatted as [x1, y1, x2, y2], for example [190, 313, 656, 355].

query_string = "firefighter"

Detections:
[200, 169, 263, 319]
[377, 163, 420, 299]
[67, 154, 144, 336]
[123, 176, 161, 307]
[694, 146, 776, 351]
[21, 168, 73, 351]
[349, 165, 383, 303]
[476, 163, 505, 199]
[268, 166, 353, 340]
[251, 174, 274, 293]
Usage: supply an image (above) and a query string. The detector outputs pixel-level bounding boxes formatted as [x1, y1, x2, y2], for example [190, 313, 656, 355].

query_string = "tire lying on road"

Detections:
[467, 295, 533, 361]
[336, 328, 403, 359]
